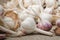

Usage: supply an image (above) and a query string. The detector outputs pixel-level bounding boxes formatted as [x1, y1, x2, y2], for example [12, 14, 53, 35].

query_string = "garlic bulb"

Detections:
[32, 0, 44, 6]
[18, 10, 34, 21]
[28, 5, 43, 15]
[45, 0, 56, 7]
[27, 5, 40, 16]
[44, 7, 54, 14]
[40, 13, 52, 22]
[20, 17, 36, 33]
[3, 16, 15, 29]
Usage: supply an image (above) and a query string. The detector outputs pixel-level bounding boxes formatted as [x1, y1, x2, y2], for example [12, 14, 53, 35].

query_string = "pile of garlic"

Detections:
[0, 0, 60, 36]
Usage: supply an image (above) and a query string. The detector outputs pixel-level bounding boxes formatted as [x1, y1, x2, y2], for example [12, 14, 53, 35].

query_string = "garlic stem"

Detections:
[35, 28, 53, 36]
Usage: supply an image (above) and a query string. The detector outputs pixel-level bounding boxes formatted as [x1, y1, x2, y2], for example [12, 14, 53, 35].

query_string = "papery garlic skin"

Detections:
[18, 17, 36, 33]
[3, 16, 15, 29]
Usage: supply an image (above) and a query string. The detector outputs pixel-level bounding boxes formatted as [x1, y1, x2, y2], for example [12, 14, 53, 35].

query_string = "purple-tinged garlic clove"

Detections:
[37, 20, 52, 31]
[42, 20, 52, 31]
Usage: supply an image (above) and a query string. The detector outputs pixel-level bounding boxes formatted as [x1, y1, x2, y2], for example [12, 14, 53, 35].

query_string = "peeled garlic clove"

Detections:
[3, 16, 15, 29]
[21, 17, 36, 33]
[40, 13, 52, 22]
[0, 5, 4, 16]
[56, 19, 60, 27]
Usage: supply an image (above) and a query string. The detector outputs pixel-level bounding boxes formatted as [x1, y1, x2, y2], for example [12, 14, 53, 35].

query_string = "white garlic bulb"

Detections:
[18, 10, 34, 21]
[27, 5, 40, 16]
[40, 13, 52, 22]
[20, 17, 36, 33]
[3, 16, 15, 29]
[44, 7, 54, 14]
[28, 5, 43, 15]
[45, 0, 56, 7]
